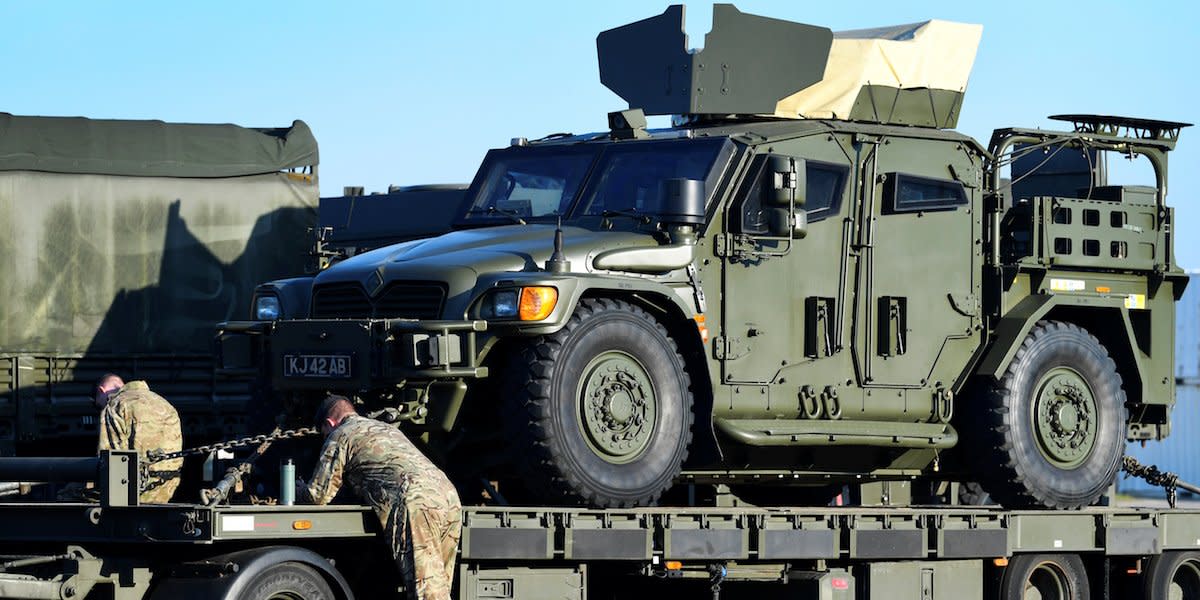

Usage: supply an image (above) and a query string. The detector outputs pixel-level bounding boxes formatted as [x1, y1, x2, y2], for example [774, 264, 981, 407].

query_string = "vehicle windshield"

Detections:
[576, 139, 729, 217]
[460, 138, 733, 226]
[462, 148, 597, 221]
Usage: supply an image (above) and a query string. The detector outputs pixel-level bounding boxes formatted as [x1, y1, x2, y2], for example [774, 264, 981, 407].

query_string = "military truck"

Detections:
[0, 114, 319, 456]
[217, 5, 1190, 511]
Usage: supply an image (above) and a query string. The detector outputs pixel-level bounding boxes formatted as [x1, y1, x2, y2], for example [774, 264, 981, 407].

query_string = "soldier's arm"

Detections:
[304, 438, 347, 505]
[98, 404, 131, 453]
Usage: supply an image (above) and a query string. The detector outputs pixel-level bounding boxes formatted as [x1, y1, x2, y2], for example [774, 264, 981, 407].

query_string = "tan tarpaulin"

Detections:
[0, 171, 316, 353]
[775, 20, 983, 120]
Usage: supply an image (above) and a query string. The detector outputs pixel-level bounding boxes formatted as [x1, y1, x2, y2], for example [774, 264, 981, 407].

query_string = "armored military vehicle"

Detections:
[218, 5, 1190, 510]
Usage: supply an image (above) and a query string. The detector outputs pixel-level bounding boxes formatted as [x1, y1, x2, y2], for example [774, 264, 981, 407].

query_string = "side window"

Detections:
[805, 161, 849, 222]
[883, 173, 968, 214]
[738, 158, 849, 234]
[738, 159, 771, 235]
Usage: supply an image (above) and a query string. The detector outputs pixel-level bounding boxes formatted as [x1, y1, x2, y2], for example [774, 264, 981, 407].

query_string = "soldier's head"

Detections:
[93, 373, 124, 409]
[315, 394, 357, 435]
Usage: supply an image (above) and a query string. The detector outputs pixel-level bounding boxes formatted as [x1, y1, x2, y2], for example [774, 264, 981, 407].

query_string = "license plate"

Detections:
[283, 354, 352, 378]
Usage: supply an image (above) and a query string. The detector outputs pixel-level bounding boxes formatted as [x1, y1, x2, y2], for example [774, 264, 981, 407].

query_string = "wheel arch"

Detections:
[976, 295, 1147, 412]
[148, 545, 353, 600]
[575, 286, 722, 465]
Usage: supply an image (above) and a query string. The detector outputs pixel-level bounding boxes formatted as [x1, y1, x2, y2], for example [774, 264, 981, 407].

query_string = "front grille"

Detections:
[310, 282, 445, 319]
[311, 284, 372, 318]
[374, 283, 446, 319]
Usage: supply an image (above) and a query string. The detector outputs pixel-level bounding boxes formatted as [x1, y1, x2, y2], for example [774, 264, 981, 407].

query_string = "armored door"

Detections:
[854, 137, 982, 390]
[719, 149, 853, 393]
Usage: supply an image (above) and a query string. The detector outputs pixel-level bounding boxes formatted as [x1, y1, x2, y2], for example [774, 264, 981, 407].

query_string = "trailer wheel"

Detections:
[1000, 553, 1090, 600]
[505, 298, 693, 508]
[1145, 551, 1200, 600]
[240, 562, 334, 600]
[979, 321, 1127, 509]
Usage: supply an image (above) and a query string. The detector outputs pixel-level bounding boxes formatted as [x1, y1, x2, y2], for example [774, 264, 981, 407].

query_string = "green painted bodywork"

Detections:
[218, 6, 1188, 489]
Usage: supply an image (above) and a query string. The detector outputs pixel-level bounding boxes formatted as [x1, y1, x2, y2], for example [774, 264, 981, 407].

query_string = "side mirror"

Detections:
[765, 155, 807, 238]
[765, 155, 807, 207]
[660, 178, 706, 225]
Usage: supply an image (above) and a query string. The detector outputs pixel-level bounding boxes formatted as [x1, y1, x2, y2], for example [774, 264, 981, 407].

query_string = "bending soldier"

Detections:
[94, 374, 184, 503]
[303, 395, 462, 600]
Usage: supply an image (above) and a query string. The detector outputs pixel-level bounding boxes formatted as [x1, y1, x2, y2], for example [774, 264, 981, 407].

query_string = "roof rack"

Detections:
[1050, 114, 1191, 144]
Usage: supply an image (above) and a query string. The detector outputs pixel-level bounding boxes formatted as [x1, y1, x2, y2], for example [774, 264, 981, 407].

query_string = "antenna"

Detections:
[545, 217, 570, 273]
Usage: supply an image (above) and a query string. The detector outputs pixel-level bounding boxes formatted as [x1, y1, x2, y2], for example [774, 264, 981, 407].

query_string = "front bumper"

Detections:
[216, 318, 488, 391]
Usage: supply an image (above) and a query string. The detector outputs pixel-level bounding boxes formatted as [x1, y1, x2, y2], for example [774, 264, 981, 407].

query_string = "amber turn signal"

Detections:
[519, 287, 558, 321]
[292, 520, 313, 530]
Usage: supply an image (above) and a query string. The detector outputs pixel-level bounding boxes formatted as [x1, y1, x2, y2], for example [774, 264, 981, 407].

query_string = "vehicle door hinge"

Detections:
[714, 235, 729, 258]
[713, 336, 749, 361]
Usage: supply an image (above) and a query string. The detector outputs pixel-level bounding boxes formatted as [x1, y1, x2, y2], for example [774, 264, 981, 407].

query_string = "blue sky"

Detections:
[4, 1, 1198, 267]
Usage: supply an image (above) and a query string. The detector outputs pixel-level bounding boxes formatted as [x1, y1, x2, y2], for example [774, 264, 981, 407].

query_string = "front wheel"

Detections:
[504, 298, 694, 507]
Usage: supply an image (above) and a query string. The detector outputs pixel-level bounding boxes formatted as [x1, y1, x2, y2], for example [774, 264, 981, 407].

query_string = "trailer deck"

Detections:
[1, 453, 1198, 599]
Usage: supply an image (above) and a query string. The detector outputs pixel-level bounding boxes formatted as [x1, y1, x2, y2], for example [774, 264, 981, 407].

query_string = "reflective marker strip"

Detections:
[1125, 294, 1146, 309]
[222, 515, 255, 532]
[1049, 278, 1086, 292]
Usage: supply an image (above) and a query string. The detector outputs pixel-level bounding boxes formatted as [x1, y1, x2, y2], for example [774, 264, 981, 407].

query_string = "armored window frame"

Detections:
[574, 138, 733, 218]
[883, 173, 968, 214]
[736, 157, 849, 235]
[456, 144, 601, 226]
[805, 160, 850, 222]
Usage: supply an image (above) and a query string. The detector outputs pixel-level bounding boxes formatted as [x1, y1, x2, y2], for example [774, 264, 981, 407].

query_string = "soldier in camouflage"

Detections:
[303, 395, 461, 600]
[94, 374, 184, 503]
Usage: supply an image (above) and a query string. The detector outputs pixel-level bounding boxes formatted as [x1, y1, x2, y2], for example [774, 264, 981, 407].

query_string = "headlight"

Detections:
[487, 290, 519, 318]
[254, 295, 281, 320]
[480, 287, 558, 321]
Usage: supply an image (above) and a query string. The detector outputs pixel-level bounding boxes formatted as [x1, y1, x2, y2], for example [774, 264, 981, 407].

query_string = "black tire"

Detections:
[978, 321, 1127, 509]
[999, 553, 1090, 600]
[239, 562, 334, 600]
[1145, 551, 1200, 600]
[504, 298, 694, 507]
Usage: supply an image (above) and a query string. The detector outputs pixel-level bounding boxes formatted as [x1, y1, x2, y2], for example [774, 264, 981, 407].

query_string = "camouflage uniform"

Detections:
[306, 415, 461, 600]
[98, 380, 183, 503]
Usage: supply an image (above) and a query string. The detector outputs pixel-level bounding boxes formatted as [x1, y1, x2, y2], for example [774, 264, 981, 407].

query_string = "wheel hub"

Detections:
[578, 353, 657, 464]
[1034, 370, 1098, 468]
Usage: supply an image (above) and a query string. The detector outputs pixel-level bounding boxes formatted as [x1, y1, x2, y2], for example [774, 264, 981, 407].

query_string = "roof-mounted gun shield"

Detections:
[597, 4, 833, 116]
[598, 5, 983, 129]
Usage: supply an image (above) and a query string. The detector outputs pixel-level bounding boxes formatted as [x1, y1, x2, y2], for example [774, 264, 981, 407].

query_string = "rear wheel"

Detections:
[1145, 551, 1200, 600]
[977, 321, 1126, 509]
[504, 298, 694, 507]
[240, 562, 334, 600]
[999, 553, 1090, 600]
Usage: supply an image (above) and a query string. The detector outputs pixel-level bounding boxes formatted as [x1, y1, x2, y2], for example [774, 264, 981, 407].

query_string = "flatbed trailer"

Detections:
[1, 454, 1198, 600]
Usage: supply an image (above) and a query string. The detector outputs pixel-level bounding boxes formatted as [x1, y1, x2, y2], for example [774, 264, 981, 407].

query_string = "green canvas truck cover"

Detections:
[0, 113, 319, 354]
